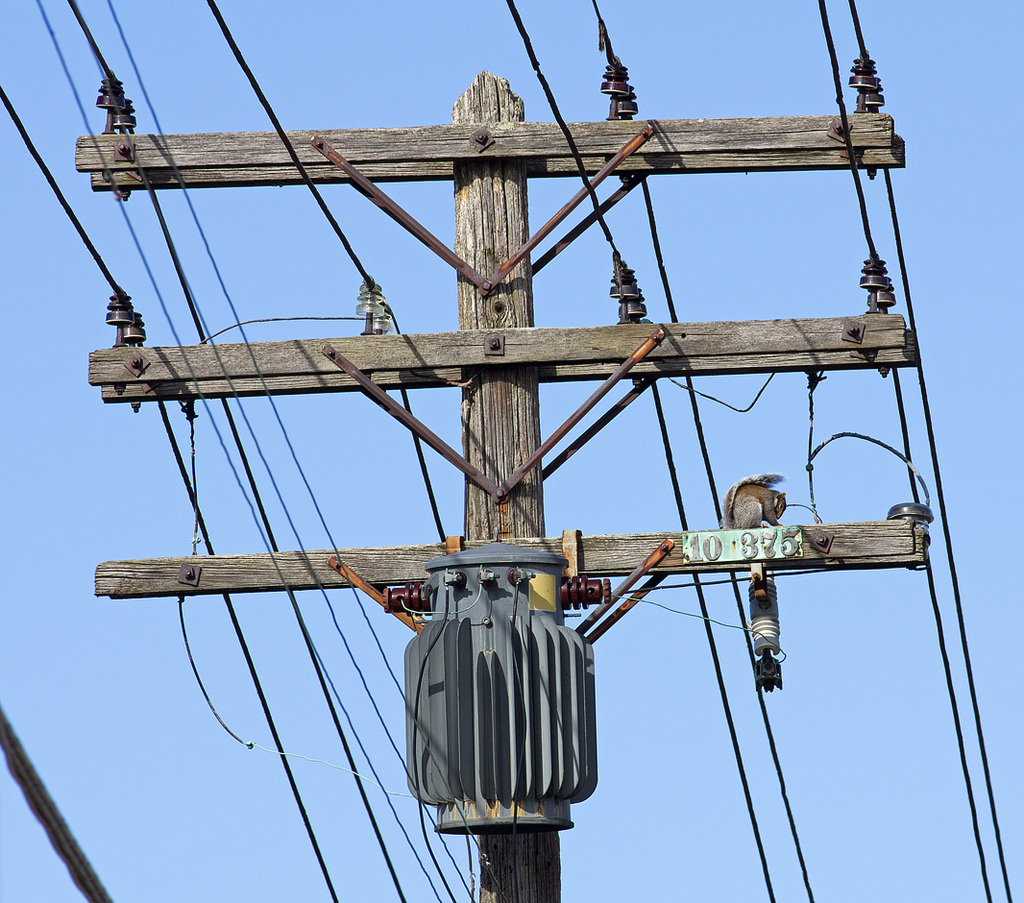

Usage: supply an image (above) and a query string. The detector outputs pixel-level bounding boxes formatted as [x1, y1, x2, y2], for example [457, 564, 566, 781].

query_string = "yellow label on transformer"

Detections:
[529, 573, 558, 611]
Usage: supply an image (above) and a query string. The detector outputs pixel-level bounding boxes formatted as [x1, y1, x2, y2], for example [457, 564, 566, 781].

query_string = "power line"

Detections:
[99, 5, 464, 894]
[204, 0, 375, 287]
[640, 167, 816, 901]
[0, 81, 128, 303]
[0, 699, 114, 903]
[883, 169, 1014, 903]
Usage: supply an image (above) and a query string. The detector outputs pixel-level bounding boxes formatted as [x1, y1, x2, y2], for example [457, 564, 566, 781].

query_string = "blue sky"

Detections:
[1, 1, 1021, 900]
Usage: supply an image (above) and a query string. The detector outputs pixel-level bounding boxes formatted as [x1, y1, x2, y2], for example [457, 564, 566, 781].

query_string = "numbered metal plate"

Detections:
[680, 527, 803, 564]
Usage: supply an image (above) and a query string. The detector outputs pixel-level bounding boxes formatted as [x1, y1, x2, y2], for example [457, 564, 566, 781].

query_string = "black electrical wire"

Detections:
[650, 382, 777, 903]
[65, 0, 116, 82]
[103, 19, 455, 886]
[640, 178, 679, 322]
[502, 0, 621, 258]
[640, 175, 816, 901]
[0, 699, 114, 903]
[141, 177, 411, 901]
[104, 0, 430, 707]
[883, 169, 1013, 903]
[205, 0, 374, 288]
[0, 82, 128, 302]
[814, 0, 879, 263]
[844, 0, 871, 62]
[45, 7, 450, 896]
[80, 6, 413, 888]
[18, 35, 330, 889]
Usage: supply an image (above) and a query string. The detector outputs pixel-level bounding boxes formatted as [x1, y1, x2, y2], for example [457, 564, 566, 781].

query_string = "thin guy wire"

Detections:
[502, 0, 621, 256]
[142, 173, 415, 902]
[154, 402, 343, 902]
[205, 0, 374, 286]
[650, 383, 777, 903]
[642, 178, 816, 900]
[815, 0, 879, 262]
[0, 82, 128, 301]
[884, 169, 1012, 902]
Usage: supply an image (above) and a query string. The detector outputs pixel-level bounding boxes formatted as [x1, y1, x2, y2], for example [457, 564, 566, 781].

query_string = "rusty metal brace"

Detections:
[321, 343, 503, 499]
[481, 125, 653, 293]
[496, 329, 664, 498]
[327, 555, 423, 633]
[542, 377, 655, 479]
[310, 124, 653, 296]
[577, 537, 675, 638]
[324, 328, 664, 502]
[532, 174, 643, 275]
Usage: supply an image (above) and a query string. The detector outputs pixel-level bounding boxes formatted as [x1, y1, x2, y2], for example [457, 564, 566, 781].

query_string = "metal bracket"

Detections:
[178, 563, 201, 586]
[327, 555, 422, 632]
[810, 528, 835, 554]
[827, 116, 845, 142]
[470, 126, 494, 152]
[495, 329, 665, 498]
[750, 562, 770, 605]
[484, 334, 505, 356]
[842, 319, 865, 343]
[123, 351, 147, 377]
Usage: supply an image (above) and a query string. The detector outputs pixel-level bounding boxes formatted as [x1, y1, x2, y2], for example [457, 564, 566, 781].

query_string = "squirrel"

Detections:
[721, 474, 787, 530]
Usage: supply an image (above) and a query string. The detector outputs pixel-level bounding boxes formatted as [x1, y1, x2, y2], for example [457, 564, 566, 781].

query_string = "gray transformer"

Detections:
[404, 542, 598, 834]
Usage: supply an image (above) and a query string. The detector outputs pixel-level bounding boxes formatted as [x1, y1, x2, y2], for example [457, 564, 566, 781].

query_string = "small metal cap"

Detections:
[887, 502, 934, 526]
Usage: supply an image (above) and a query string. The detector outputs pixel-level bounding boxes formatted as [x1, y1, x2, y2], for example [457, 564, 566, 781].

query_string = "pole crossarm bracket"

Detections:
[88, 314, 916, 404]
[96, 520, 929, 599]
[76, 114, 904, 192]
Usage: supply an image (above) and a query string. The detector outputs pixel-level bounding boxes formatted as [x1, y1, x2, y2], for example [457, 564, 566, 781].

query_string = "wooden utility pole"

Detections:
[82, 65, 926, 903]
[453, 71, 557, 903]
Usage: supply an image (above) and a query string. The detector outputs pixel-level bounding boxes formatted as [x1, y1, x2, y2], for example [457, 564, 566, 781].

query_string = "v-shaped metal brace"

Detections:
[322, 328, 665, 501]
[311, 124, 653, 296]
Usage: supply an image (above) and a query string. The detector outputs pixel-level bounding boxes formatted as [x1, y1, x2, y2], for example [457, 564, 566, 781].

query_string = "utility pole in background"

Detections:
[453, 72, 558, 903]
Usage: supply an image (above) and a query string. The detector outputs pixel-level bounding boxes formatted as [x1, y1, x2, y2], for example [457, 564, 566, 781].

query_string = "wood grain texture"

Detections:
[89, 315, 916, 403]
[453, 73, 555, 903]
[454, 73, 544, 543]
[95, 521, 929, 599]
[76, 114, 903, 191]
